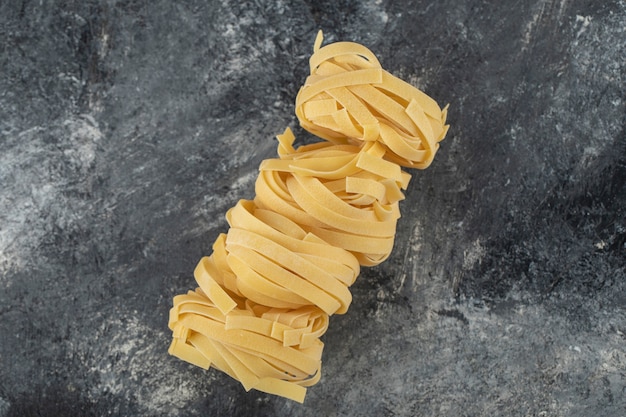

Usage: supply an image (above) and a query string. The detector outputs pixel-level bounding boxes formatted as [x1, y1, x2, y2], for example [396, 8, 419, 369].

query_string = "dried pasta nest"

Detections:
[296, 31, 449, 169]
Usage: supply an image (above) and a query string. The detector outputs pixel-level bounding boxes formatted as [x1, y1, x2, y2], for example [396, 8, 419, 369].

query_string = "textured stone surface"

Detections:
[0, 0, 624, 416]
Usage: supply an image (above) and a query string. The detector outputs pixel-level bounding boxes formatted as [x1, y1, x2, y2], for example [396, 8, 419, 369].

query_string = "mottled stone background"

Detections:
[0, 0, 624, 416]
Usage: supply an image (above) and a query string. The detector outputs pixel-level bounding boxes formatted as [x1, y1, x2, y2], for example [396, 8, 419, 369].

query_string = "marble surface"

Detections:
[1, 0, 625, 416]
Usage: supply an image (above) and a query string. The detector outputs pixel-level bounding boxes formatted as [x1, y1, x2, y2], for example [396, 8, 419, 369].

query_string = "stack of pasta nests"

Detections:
[168, 31, 449, 403]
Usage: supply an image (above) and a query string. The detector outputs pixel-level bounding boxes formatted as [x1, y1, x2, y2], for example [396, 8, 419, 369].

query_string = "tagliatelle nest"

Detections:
[296, 31, 449, 169]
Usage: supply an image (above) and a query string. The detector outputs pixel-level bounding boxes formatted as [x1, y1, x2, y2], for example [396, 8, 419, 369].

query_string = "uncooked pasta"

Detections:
[168, 31, 449, 402]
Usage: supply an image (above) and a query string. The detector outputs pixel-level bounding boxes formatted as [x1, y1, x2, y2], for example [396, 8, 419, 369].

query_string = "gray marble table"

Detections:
[1, 1, 624, 416]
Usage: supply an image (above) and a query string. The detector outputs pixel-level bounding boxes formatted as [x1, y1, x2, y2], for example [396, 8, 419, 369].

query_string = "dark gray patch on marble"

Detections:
[1, 0, 624, 416]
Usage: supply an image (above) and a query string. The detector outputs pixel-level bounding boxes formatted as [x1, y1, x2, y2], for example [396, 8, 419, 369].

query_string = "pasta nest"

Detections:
[296, 31, 449, 169]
